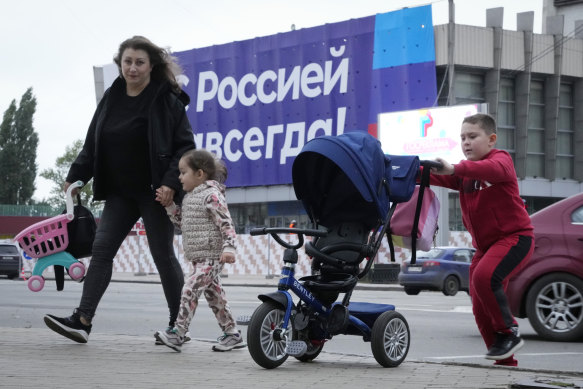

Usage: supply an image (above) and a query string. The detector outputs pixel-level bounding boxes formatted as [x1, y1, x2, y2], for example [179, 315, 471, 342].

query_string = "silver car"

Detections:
[0, 242, 22, 279]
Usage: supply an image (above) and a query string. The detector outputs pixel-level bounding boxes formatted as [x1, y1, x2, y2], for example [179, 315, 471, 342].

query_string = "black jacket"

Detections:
[67, 77, 195, 201]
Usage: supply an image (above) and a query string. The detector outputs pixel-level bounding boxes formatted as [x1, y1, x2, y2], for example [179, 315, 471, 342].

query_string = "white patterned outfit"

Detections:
[166, 180, 238, 337]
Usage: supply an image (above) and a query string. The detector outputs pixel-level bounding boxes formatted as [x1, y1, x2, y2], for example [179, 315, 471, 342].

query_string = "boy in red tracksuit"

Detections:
[430, 113, 534, 366]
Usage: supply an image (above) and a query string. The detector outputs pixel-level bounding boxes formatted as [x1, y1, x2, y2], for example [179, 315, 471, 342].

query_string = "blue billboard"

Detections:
[176, 5, 437, 187]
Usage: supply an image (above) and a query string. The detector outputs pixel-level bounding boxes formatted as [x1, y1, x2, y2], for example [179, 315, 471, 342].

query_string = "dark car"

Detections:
[398, 246, 476, 296]
[507, 192, 583, 342]
[0, 242, 22, 279]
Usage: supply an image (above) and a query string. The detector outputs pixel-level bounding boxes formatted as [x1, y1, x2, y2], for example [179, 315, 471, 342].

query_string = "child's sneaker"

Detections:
[154, 327, 190, 345]
[44, 311, 92, 343]
[485, 327, 524, 360]
[212, 330, 246, 351]
[155, 327, 184, 352]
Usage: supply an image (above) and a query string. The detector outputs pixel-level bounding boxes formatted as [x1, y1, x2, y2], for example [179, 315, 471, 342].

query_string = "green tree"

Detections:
[40, 139, 102, 213]
[0, 88, 39, 204]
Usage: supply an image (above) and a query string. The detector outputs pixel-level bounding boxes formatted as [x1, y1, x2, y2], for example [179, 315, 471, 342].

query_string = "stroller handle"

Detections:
[65, 181, 85, 220]
[250, 227, 327, 238]
[420, 160, 443, 169]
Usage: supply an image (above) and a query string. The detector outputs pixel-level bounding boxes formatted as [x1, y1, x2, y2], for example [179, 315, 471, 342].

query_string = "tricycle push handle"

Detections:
[65, 181, 84, 220]
[420, 160, 443, 169]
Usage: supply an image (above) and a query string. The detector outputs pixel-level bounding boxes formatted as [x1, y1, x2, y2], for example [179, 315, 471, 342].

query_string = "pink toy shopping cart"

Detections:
[14, 181, 87, 292]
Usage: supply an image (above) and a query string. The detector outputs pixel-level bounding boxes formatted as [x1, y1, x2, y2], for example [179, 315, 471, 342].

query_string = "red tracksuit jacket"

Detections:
[429, 149, 533, 253]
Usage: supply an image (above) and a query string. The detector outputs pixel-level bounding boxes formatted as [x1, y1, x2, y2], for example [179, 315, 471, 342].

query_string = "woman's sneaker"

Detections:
[154, 328, 190, 345]
[212, 330, 246, 352]
[155, 327, 184, 352]
[44, 311, 92, 343]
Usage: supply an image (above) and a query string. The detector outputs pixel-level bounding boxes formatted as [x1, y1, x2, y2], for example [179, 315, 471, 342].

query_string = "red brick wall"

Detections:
[0, 216, 49, 238]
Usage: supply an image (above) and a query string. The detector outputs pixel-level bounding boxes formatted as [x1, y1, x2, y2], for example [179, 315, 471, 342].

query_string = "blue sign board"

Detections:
[176, 5, 437, 187]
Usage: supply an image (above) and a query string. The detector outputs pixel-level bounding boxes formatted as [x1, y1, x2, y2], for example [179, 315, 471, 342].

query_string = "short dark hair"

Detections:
[462, 113, 497, 135]
[181, 149, 228, 183]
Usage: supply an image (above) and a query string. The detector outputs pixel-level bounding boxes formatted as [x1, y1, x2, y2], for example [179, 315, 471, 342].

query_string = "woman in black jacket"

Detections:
[44, 36, 195, 343]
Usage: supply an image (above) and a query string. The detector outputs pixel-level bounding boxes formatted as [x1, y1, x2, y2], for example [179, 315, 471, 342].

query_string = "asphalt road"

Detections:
[2, 278, 582, 373]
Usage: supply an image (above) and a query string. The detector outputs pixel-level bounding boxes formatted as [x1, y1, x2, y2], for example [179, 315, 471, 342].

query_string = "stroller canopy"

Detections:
[292, 132, 391, 228]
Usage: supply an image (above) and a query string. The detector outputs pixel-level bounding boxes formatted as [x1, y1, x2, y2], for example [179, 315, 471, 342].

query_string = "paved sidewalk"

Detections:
[1, 327, 582, 389]
[8, 273, 581, 388]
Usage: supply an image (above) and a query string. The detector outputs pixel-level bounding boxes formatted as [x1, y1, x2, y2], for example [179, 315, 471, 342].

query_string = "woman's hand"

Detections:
[63, 181, 80, 196]
[156, 185, 175, 207]
[431, 157, 455, 176]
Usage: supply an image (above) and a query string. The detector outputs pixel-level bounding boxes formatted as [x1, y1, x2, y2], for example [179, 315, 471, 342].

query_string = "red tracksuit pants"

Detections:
[469, 234, 534, 350]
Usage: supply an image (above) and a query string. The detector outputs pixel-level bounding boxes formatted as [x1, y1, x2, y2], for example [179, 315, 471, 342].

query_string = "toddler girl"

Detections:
[155, 149, 244, 352]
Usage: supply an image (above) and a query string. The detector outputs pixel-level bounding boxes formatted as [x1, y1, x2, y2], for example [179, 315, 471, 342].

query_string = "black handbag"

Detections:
[63, 194, 97, 259]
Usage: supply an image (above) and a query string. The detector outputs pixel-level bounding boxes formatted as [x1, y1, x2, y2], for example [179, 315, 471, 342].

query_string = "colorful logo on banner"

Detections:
[176, 5, 436, 187]
[379, 104, 480, 164]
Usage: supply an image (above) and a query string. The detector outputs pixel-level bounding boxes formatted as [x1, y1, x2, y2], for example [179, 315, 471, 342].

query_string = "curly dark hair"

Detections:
[113, 36, 182, 93]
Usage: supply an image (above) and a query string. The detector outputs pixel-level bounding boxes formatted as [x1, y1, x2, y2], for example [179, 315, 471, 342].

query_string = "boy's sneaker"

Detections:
[154, 328, 191, 345]
[154, 327, 184, 352]
[485, 328, 524, 360]
[44, 311, 92, 343]
[212, 330, 246, 352]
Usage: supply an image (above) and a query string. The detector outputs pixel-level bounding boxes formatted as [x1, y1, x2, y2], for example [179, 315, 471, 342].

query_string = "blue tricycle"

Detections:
[240, 133, 434, 369]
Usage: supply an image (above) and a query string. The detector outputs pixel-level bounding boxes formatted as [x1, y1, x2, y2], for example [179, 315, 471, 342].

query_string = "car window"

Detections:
[571, 206, 583, 225]
[0, 245, 19, 255]
[416, 249, 444, 259]
[452, 249, 473, 263]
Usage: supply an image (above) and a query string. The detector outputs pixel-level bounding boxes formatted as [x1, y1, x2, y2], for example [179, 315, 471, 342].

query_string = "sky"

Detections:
[0, 0, 543, 200]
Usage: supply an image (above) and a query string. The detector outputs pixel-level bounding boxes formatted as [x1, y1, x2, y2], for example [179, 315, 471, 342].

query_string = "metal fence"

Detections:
[0, 204, 55, 217]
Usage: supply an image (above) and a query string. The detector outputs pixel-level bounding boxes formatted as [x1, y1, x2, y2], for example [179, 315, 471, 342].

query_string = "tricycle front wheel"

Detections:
[247, 301, 292, 369]
[371, 310, 410, 367]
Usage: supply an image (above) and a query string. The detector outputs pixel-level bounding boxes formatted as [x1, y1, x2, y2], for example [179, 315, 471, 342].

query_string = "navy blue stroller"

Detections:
[242, 132, 433, 369]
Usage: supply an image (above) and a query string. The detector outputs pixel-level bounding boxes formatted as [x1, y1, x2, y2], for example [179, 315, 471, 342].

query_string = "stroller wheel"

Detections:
[371, 310, 410, 367]
[247, 301, 291, 369]
[28, 276, 45, 292]
[68, 262, 86, 281]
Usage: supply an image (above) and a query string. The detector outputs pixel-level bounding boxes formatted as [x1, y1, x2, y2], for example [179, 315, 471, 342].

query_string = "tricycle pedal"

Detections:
[286, 340, 307, 357]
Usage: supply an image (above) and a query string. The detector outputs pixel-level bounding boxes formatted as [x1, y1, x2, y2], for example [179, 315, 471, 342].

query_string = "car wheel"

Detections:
[442, 275, 459, 296]
[525, 273, 583, 342]
[404, 287, 420, 295]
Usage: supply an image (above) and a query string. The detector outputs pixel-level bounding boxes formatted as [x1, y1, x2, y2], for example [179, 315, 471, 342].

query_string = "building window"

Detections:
[448, 193, 466, 231]
[229, 202, 268, 234]
[556, 83, 574, 179]
[435, 69, 449, 106]
[229, 200, 310, 234]
[527, 80, 545, 177]
[497, 78, 515, 160]
[454, 73, 485, 104]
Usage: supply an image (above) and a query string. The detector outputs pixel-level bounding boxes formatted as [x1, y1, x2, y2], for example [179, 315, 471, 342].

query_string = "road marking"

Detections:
[519, 352, 583, 356]
[426, 352, 583, 360]
[398, 306, 473, 313]
[426, 355, 484, 360]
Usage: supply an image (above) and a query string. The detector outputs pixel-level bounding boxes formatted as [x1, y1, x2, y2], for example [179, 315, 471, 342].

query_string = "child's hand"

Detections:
[220, 252, 235, 264]
[431, 157, 455, 175]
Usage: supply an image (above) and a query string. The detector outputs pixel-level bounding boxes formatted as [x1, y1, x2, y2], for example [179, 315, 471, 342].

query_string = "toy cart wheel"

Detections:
[247, 301, 291, 369]
[371, 310, 410, 367]
[68, 262, 86, 281]
[28, 276, 45, 292]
